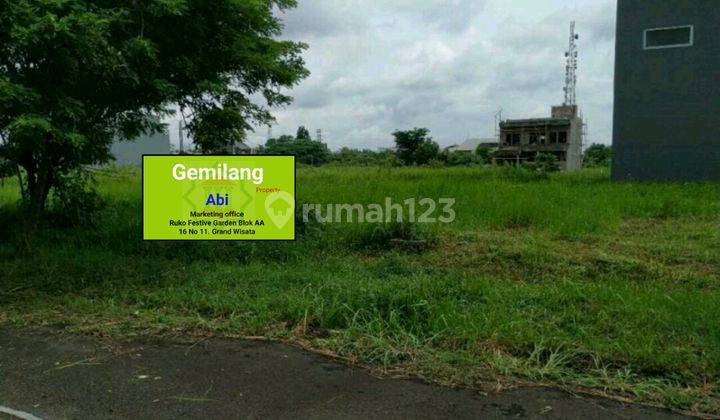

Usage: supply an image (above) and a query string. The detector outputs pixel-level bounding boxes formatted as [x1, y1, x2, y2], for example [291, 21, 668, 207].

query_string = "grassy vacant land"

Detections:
[1, 166, 719, 414]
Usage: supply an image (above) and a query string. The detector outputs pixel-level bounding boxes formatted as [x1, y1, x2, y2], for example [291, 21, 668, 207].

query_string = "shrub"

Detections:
[445, 151, 484, 167]
[48, 169, 104, 227]
[475, 146, 494, 164]
[522, 153, 560, 175]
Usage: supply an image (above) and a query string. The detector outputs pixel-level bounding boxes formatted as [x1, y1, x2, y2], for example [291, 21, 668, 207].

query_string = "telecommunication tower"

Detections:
[494, 109, 503, 140]
[563, 21, 579, 106]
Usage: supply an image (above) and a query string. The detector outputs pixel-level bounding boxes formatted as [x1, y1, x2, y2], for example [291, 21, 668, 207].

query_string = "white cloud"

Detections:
[244, 0, 617, 149]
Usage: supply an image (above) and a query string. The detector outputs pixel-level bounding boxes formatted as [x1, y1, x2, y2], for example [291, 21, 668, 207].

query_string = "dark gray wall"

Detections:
[612, 0, 720, 181]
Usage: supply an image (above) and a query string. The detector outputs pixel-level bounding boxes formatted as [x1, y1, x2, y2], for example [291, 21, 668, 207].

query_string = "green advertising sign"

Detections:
[143, 155, 295, 241]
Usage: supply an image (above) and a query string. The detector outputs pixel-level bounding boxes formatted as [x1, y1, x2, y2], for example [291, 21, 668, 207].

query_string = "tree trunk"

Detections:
[22, 163, 53, 237]
[15, 165, 26, 198]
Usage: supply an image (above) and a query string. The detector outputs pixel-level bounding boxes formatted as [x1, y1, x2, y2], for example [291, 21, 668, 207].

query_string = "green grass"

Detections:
[1, 166, 719, 415]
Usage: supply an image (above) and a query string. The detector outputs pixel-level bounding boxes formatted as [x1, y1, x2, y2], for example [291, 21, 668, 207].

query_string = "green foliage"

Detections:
[495, 165, 552, 182]
[475, 146, 493, 164]
[0, 156, 13, 180]
[330, 148, 396, 166]
[441, 151, 485, 166]
[416, 138, 440, 165]
[264, 134, 330, 165]
[523, 153, 560, 175]
[351, 222, 436, 252]
[296, 126, 311, 140]
[48, 169, 104, 227]
[536, 153, 561, 173]
[584, 144, 613, 168]
[393, 128, 440, 166]
[0, 0, 308, 215]
[191, 107, 248, 154]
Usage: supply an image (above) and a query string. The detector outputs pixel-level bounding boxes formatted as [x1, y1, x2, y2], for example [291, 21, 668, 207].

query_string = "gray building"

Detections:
[612, 0, 720, 181]
[495, 105, 584, 171]
[110, 132, 170, 166]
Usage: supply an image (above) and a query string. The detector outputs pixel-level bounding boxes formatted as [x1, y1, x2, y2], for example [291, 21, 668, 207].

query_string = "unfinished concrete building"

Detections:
[495, 105, 584, 170]
[494, 22, 584, 171]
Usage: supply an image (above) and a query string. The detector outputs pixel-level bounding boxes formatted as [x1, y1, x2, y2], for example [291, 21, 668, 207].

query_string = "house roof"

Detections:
[450, 138, 498, 152]
[232, 141, 251, 150]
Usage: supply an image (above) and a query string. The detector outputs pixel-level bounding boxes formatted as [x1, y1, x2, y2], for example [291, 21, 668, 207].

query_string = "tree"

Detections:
[0, 0, 308, 223]
[475, 145, 494, 165]
[330, 148, 394, 166]
[584, 144, 613, 168]
[264, 135, 296, 156]
[443, 151, 483, 166]
[524, 153, 560, 173]
[296, 126, 311, 140]
[264, 135, 330, 166]
[392, 128, 439, 166]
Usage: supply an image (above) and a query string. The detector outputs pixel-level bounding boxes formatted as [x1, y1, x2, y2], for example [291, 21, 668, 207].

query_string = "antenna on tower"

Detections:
[563, 21, 579, 106]
[494, 109, 503, 140]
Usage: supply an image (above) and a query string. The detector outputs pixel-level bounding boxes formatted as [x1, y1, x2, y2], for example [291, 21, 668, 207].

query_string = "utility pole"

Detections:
[178, 120, 184, 154]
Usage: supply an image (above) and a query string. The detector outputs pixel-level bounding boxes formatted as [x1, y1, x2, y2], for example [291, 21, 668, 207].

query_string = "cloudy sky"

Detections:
[243, 0, 617, 150]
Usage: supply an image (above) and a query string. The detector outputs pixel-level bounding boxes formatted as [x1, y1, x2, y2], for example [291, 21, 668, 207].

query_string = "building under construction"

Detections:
[494, 22, 584, 171]
[495, 105, 584, 170]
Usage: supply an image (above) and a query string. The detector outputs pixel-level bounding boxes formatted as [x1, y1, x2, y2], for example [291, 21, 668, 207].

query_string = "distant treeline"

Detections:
[260, 126, 611, 168]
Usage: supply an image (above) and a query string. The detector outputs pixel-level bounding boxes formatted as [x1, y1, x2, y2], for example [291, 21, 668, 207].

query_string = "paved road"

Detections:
[0, 328, 686, 419]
